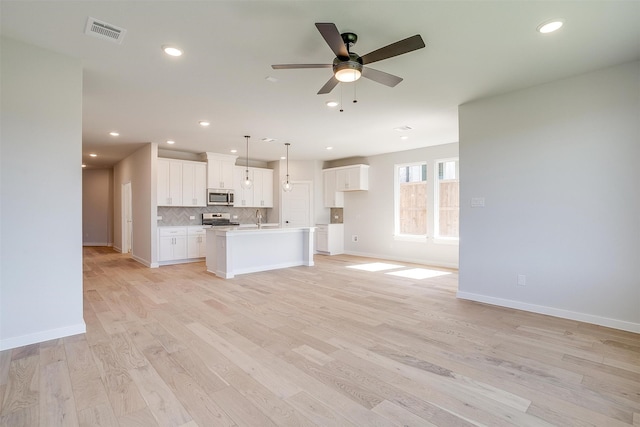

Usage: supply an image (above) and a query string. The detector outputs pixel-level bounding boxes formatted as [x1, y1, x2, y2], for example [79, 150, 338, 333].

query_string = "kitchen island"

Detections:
[205, 226, 315, 279]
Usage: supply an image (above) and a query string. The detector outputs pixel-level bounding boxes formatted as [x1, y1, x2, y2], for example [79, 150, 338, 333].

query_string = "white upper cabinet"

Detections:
[253, 168, 273, 208]
[233, 166, 273, 208]
[334, 164, 369, 191]
[323, 169, 344, 208]
[323, 164, 368, 207]
[204, 153, 237, 190]
[234, 166, 253, 207]
[157, 158, 183, 206]
[158, 158, 206, 207]
[182, 161, 207, 207]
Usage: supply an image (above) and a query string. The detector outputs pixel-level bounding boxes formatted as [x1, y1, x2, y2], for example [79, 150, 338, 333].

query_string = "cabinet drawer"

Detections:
[159, 227, 187, 237]
[187, 227, 207, 236]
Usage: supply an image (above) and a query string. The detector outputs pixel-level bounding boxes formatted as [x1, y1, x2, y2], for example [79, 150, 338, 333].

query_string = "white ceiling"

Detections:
[2, 1, 639, 168]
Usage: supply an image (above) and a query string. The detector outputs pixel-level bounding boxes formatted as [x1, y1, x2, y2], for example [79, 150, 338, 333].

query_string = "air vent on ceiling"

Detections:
[84, 17, 126, 44]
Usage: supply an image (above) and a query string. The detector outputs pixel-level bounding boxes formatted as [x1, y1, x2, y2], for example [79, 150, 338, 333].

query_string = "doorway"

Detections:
[122, 182, 132, 254]
[281, 181, 313, 227]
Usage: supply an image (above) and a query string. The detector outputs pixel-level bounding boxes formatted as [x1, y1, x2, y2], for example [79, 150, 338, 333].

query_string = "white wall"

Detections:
[0, 37, 85, 350]
[82, 168, 113, 246]
[458, 61, 640, 332]
[113, 143, 157, 267]
[343, 144, 460, 268]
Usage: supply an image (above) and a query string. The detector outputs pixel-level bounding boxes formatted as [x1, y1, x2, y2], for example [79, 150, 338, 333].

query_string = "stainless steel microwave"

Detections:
[207, 189, 234, 206]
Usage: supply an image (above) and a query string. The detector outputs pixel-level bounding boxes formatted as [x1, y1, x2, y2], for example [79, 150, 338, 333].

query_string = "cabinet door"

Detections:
[316, 226, 328, 252]
[187, 232, 206, 258]
[187, 235, 199, 258]
[323, 170, 344, 207]
[183, 162, 207, 207]
[234, 167, 253, 207]
[194, 163, 207, 206]
[254, 168, 273, 207]
[173, 236, 187, 259]
[158, 159, 183, 206]
[182, 162, 196, 206]
[208, 158, 235, 189]
[220, 161, 235, 190]
[157, 159, 171, 206]
[158, 236, 174, 261]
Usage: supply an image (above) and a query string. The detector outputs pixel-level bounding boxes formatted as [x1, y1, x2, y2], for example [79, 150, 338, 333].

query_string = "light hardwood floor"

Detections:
[1, 247, 639, 426]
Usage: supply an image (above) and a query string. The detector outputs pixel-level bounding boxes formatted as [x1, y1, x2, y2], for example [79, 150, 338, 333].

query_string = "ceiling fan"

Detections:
[272, 23, 426, 94]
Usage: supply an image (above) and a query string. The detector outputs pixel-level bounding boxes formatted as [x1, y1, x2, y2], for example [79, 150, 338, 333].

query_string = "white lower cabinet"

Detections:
[158, 226, 207, 263]
[158, 227, 187, 261]
[316, 224, 344, 255]
[187, 226, 207, 258]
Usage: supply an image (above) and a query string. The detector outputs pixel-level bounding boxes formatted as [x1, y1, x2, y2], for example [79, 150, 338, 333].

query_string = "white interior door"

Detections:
[281, 181, 312, 227]
[122, 182, 132, 253]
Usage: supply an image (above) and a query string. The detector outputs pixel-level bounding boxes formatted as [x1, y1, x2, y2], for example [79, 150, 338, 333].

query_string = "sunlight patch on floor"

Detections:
[386, 268, 451, 280]
[346, 262, 405, 272]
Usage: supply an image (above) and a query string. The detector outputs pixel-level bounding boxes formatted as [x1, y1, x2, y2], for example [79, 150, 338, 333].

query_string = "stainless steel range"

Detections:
[202, 212, 239, 227]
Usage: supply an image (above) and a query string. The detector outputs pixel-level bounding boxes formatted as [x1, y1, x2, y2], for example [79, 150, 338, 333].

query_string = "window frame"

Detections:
[394, 161, 428, 241]
[433, 157, 460, 245]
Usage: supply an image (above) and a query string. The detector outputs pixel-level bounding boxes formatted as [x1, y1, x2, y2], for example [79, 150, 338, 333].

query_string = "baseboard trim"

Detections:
[456, 291, 640, 334]
[0, 322, 86, 351]
[344, 250, 458, 270]
[83, 242, 111, 247]
[131, 254, 152, 268]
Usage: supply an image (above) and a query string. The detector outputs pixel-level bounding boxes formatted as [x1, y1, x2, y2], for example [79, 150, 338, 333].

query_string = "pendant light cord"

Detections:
[244, 135, 250, 179]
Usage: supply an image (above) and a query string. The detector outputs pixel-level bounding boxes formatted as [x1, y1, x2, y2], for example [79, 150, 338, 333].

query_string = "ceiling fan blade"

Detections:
[317, 76, 339, 94]
[362, 67, 403, 87]
[360, 34, 425, 65]
[315, 23, 349, 58]
[272, 64, 332, 69]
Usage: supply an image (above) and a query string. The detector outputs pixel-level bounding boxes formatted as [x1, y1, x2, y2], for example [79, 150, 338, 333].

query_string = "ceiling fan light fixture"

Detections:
[334, 62, 362, 82]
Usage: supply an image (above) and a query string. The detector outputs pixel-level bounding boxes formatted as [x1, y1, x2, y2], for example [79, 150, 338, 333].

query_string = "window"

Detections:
[395, 162, 427, 236]
[435, 159, 459, 240]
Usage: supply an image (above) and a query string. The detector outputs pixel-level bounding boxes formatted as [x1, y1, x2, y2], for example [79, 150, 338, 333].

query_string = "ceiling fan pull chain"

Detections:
[353, 79, 358, 104]
[340, 83, 344, 112]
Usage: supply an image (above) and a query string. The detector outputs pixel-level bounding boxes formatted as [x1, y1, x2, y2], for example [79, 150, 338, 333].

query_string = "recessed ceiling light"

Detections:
[89, 153, 97, 157]
[81, 164, 87, 168]
[537, 19, 564, 34]
[109, 131, 119, 136]
[162, 45, 182, 57]
[400, 136, 409, 140]
[198, 121, 210, 127]
[326, 146, 333, 150]
[326, 101, 339, 107]
[230, 149, 237, 153]
[280, 156, 286, 160]
[166, 140, 175, 145]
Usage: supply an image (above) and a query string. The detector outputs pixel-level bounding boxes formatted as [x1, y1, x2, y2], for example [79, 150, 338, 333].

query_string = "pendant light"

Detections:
[241, 135, 253, 189]
[282, 142, 293, 192]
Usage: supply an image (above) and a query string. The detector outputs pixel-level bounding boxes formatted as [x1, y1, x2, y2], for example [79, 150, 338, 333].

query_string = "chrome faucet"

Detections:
[256, 209, 263, 227]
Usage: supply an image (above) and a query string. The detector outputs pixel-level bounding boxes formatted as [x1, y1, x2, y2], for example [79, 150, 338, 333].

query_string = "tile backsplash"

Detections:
[157, 206, 270, 226]
[330, 208, 343, 224]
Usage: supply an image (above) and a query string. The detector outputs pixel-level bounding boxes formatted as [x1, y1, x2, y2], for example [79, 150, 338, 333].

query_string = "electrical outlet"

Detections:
[517, 274, 526, 286]
[352, 235, 358, 242]
[189, 216, 195, 220]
